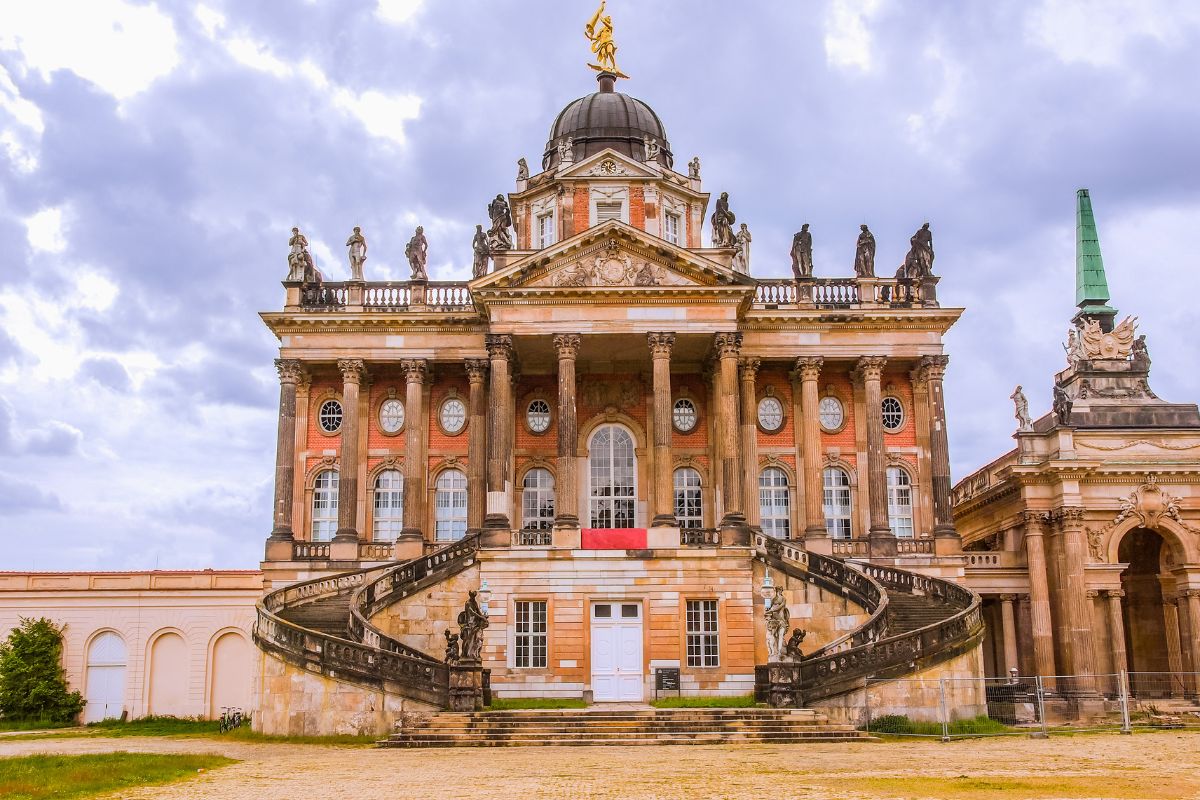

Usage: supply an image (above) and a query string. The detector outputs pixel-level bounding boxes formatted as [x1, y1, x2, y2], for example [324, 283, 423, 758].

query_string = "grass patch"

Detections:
[650, 695, 756, 708]
[221, 727, 377, 745]
[847, 775, 1183, 800]
[85, 715, 221, 736]
[864, 713, 1012, 736]
[0, 719, 77, 733]
[0, 752, 234, 800]
[485, 697, 589, 710]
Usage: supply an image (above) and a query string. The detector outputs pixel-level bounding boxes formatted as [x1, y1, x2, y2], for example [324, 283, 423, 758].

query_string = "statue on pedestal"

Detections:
[783, 628, 807, 662]
[1132, 335, 1151, 369]
[854, 224, 876, 278]
[764, 586, 790, 662]
[471, 224, 490, 278]
[443, 628, 460, 664]
[732, 223, 752, 274]
[902, 222, 934, 278]
[791, 224, 813, 279]
[1011, 385, 1033, 432]
[688, 156, 701, 180]
[516, 158, 529, 182]
[287, 226, 315, 281]
[487, 194, 513, 251]
[405, 226, 428, 281]
[457, 590, 489, 662]
[710, 192, 736, 248]
[345, 226, 367, 281]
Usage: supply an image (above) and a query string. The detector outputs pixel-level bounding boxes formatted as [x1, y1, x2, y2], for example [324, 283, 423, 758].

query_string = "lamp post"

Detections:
[478, 577, 492, 616]
[760, 570, 776, 601]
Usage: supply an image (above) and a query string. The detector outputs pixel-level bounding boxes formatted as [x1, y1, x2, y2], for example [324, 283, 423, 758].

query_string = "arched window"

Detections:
[588, 424, 636, 529]
[522, 468, 555, 530]
[673, 467, 703, 530]
[435, 469, 468, 541]
[823, 467, 852, 539]
[372, 469, 404, 541]
[886, 466, 914, 538]
[311, 469, 339, 541]
[759, 467, 791, 539]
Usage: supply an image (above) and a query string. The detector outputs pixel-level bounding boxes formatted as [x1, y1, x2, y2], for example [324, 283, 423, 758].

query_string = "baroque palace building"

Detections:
[3, 32, 1197, 738]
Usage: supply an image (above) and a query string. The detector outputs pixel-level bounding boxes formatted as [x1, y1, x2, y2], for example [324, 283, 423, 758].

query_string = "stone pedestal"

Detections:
[448, 662, 485, 712]
[394, 533, 424, 562]
[766, 661, 801, 708]
[552, 526, 582, 549]
[330, 538, 359, 561]
[479, 528, 512, 549]
[646, 527, 680, 549]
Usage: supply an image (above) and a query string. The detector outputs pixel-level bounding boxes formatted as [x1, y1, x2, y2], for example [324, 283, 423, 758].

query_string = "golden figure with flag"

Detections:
[585, 2, 628, 78]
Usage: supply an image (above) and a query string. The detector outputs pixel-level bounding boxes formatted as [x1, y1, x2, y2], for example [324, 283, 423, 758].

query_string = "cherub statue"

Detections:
[443, 628, 460, 664]
[783, 628, 807, 662]
[345, 226, 367, 281]
[557, 136, 574, 164]
[643, 134, 660, 162]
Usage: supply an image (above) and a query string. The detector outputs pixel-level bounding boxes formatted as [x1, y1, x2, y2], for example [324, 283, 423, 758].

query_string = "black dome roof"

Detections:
[543, 76, 673, 170]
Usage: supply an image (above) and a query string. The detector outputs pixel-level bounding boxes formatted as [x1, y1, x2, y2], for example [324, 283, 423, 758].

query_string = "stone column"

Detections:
[1022, 511, 1058, 680]
[714, 332, 746, 533]
[647, 333, 677, 527]
[739, 358, 761, 528]
[484, 335, 514, 530]
[854, 356, 892, 552]
[554, 334, 582, 528]
[919, 355, 959, 545]
[999, 594, 1020, 674]
[1055, 507, 1098, 688]
[796, 357, 826, 541]
[1184, 590, 1200, 684]
[1105, 589, 1128, 677]
[269, 359, 305, 542]
[1164, 597, 1185, 679]
[399, 359, 427, 541]
[465, 359, 489, 533]
[334, 358, 366, 543]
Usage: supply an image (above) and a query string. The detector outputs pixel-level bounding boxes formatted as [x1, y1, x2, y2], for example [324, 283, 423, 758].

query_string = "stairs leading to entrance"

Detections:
[276, 594, 353, 638]
[381, 707, 876, 747]
[885, 593, 955, 635]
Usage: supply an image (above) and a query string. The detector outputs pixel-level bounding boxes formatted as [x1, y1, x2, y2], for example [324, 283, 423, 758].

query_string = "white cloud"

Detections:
[824, 0, 884, 72]
[0, 0, 179, 100]
[905, 45, 965, 162]
[376, 0, 425, 25]
[1026, 0, 1200, 67]
[193, 4, 226, 38]
[23, 206, 67, 253]
[331, 88, 422, 146]
[0, 63, 45, 172]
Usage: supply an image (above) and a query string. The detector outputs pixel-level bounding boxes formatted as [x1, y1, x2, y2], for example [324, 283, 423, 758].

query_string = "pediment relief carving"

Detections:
[1086, 476, 1199, 562]
[525, 239, 701, 289]
[559, 150, 656, 180]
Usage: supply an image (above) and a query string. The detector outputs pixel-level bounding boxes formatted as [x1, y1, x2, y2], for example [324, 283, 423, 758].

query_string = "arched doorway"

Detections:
[208, 631, 252, 718]
[1118, 527, 1176, 694]
[84, 631, 127, 723]
[147, 631, 189, 717]
[588, 424, 636, 528]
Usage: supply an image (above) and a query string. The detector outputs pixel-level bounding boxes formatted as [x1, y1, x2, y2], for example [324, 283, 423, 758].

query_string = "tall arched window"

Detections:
[759, 467, 791, 539]
[522, 468, 555, 530]
[823, 467, 852, 539]
[435, 469, 468, 541]
[673, 467, 703, 530]
[886, 466, 914, 538]
[588, 424, 636, 528]
[311, 469, 339, 541]
[372, 469, 404, 541]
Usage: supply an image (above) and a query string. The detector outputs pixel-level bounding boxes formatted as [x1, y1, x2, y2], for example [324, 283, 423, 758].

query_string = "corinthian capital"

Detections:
[485, 333, 514, 360]
[794, 356, 823, 382]
[646, 332, 675, 358]
[1050, 506, 1086, 528]
[738, 357, 761, 380]
[853, 355, 887, 383]
[337, 358, 366, 384]
[713, 332, 742, 359]
[464, 358, 489, 383]
[554, 333, 582, 359]
[400, 359, 427, 384]
[1020, 509, 1050, 529]
[918, 354, 950, 382]
[275, 358, 307, 385]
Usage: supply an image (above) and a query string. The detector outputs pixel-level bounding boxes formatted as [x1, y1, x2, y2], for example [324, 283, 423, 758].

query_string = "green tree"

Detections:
[0, 617, 85, 723]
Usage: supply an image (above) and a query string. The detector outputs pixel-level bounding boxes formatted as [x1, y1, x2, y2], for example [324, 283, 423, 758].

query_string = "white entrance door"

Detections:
[84, 632, 127, 723]
[590, 602, 644, 702]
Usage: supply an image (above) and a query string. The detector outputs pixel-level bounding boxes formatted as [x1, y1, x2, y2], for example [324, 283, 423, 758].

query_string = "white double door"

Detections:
[590, 602, 644, 702]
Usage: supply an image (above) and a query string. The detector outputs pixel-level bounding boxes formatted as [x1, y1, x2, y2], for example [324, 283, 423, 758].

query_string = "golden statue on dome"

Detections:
[585, 1, 629, 78]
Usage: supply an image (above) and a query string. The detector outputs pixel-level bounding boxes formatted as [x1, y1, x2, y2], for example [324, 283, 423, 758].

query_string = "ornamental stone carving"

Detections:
[582, 377, 643, 410]
[554, 333, 582, 358]
[1102, 476, 1198, 534]
[853, 356, 887, 383]
[739, 358, 761, 380]
[918, 354, 949, 382]
[485, 334, 514, 360]
[713, 332, 742, 359]
[1076, 315, 1138, 360]
[795, 356, 823, 381]
[275, 358, 307, 384]
[646, 332, 675, 358]
[400, 359, 427, 384]
[337, 358, 366, 383]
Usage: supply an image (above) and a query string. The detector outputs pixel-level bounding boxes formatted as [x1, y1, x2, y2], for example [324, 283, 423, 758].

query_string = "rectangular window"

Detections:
[595, 201, 623, 223]
[664, 212, 681, 245]
[685, 599, 719, 668]
[537, 212, 555, 249]
[515, 600, 548, 668]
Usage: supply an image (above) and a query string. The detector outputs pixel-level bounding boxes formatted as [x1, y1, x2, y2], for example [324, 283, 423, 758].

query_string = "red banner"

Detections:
[581, 528, 647, 550]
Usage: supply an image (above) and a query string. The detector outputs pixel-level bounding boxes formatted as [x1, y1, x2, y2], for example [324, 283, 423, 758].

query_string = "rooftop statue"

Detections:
[472, 224, 490, 279]
[405, 226, 428, 281]
[902, 222, 934, 278]
[584, 1, 627, 77]
[1079, 315, 1138, 359]
[1011, 385, 1033, 432]
[1132, 335, 1151, 369]
[710, 192, 736, 248]
[854, 224, 876, 278]
[287, 226, 315, 282]
[643, 134, 660, 163]
[688, 156, 701, 180]
[345, 226, 367, 281]
[516, 157, 529, 182]
[791, 223, 813, 279]
[732, 223, 752, 274]
[487, 194, 513, 251]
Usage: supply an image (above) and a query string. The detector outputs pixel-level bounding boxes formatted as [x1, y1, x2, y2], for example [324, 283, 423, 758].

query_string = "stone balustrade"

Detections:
[680, 528, 721, 546]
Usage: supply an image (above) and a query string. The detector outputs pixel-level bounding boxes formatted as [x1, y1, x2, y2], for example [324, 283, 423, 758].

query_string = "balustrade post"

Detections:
[333, 359, 366, 546]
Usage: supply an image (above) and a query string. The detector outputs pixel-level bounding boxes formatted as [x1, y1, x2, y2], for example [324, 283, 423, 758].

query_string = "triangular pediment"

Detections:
[472, 221, 755, 293]
[557, 148, 659, 180]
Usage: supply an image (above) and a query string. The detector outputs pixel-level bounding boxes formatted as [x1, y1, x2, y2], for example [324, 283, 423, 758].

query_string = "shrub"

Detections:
[0, 618, 85, 724]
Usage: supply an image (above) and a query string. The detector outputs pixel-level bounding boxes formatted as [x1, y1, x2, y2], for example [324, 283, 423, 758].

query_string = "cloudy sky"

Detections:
[2, 0, 1198, 571]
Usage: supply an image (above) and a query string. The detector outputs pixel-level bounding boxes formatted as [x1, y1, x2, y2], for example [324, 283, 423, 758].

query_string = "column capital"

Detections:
[553, 333, 581, 359]
[1021, 509, 1050, 530]
[485, 333, 514, 359]
[713, 331, 743, 359]
[464, 358, 489, 383]
[794, 356, 823, 381]
[337, 358, 366, 384]
[738, 357, 761, 380]
[918, 354, 950, 382]
[646, 332, 675, 358]
[400, 358, 428, 384]
[1050, 506, 1086, 528]
[1104, 589, 1126, 599]
[1183, 589, 1200, 599]
[1085, 589, 1100, 599]
[275, 358, 307, 385]
[999, 593, 1017, 603]
[909, 362, 929, 389]
[852, 355, 887, 383]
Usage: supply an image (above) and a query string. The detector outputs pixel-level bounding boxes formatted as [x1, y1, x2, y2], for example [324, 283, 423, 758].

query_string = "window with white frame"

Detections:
[588, 424, 636, 528]
[881, 397, 904, 431]
[514, 600, 548, 668]
[318, 399, 343, 433]
[595, 201, 623, 223]
[886, 466, 914, 538]
[537, 212, 555, 248]
[673, 467, 703, 529]
[686, 599, 719, 667]
[526, 399, 551, 434]
[372, 469, 404, 541]
[759, 467, 791, 539]
[672, 398, 697, 433]
[823, 467, 853, 539]
[434, 469, 468, 541]
[522, 468, 555, 530]
[664, 211, 681, 245]
[311, 469, 339, 541]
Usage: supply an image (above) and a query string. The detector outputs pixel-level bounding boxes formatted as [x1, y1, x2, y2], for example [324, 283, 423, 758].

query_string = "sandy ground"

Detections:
[4, 733, 1200, 800]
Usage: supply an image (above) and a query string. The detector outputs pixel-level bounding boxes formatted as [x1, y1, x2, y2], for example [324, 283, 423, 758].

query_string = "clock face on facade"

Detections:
[440, 398, 466, 434]
[819, 396, 844, 431]
[379, 398, 405, 433]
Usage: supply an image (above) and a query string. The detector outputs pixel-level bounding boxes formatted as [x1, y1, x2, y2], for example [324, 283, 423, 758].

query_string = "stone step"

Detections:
[383, 732, 875, 747]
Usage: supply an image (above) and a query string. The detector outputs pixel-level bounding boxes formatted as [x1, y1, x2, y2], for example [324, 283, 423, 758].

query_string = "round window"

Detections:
[440, 398, 467, 434]
[882, 397, 904, 431]
[527, 399, 551, 433]
[818, 396, 844, 432]
[672, 398, 697, 433]
[379, 398, 405, 434]
[757, 396, 784, 432]
[318, 399, 343, 433]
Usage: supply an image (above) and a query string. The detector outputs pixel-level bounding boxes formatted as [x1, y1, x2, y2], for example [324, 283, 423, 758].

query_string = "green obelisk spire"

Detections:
[1074, 188, 1117, 330]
